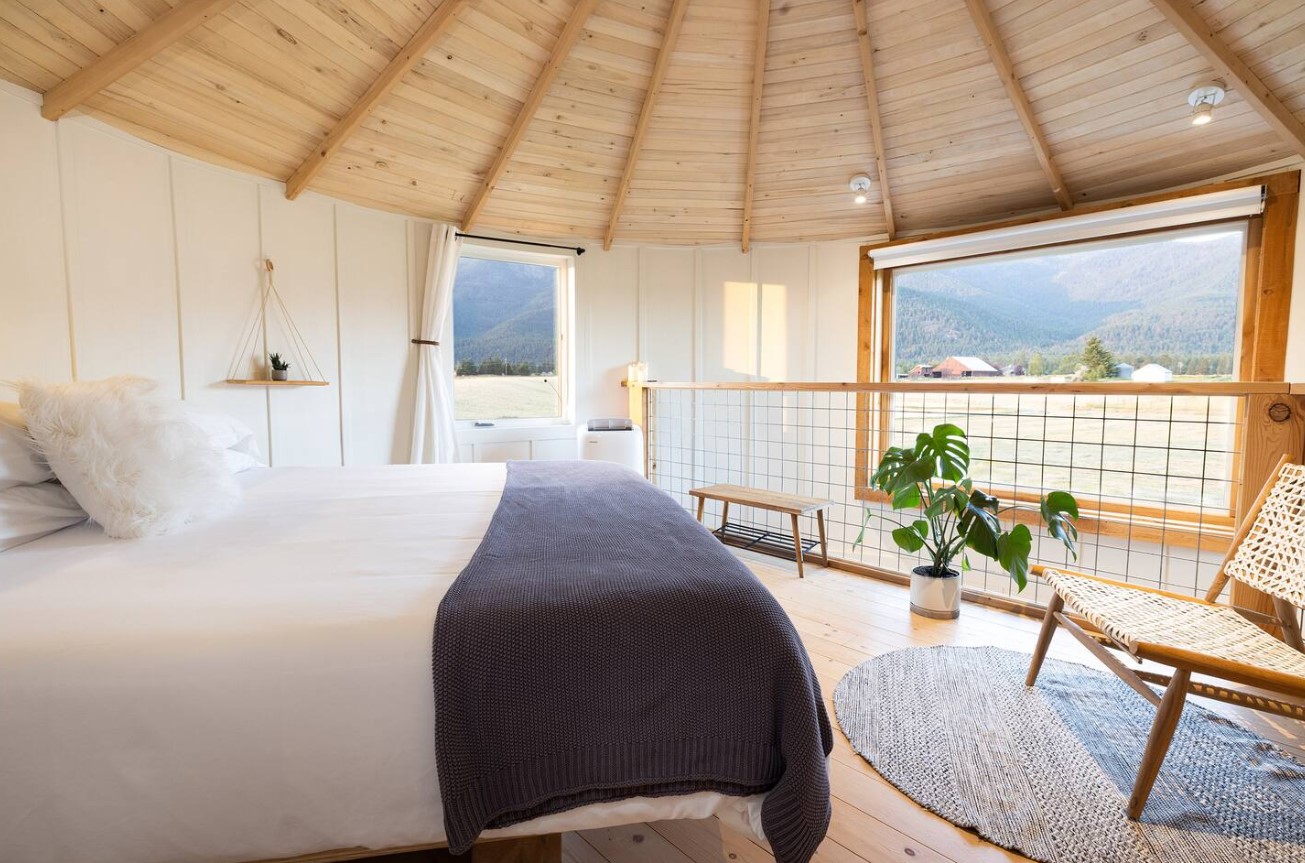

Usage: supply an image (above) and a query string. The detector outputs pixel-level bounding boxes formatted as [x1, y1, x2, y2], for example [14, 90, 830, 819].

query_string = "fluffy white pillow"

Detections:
[0, 482, 87, 550]
[0, 401, 53, 490]
[19, 377, 240, 539]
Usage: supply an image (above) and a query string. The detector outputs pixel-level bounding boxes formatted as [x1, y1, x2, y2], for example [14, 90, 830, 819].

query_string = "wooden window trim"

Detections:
[854, 170, 1301, 552]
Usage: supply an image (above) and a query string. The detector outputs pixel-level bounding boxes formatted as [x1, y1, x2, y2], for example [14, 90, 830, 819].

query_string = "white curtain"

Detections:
[410, 223, 462, 464]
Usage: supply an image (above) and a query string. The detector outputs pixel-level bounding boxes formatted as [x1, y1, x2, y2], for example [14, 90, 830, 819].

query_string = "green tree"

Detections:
[1080, 336, 1118, 381]
[1028, 352, 1047, 376]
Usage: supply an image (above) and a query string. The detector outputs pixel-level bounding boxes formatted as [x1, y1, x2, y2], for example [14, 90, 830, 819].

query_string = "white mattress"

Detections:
[0, 464, 762, 863]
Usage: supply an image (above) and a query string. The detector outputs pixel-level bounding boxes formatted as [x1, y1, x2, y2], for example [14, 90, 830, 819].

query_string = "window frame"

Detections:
[451, 242, 575, 429]
[852, 171, 1301, 546]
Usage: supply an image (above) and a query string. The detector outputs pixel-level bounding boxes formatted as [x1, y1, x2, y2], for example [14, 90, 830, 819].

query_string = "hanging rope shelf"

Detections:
[225, 259, 330, 387]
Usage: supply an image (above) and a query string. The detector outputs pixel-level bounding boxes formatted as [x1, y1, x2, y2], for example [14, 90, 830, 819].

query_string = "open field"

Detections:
[454, 375, 560, 421]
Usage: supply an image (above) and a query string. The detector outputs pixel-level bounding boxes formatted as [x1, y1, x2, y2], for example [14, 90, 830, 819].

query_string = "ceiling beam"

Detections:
[1149, 0, 1305, 160]
[285, 0, 469, 200]
[851, 0, 895, 240]
[41, 0, 238, 121]
[602, 0, 691, 251]
[461, 0, 600, 232]
[963, 0, 1073, 210]
[740, 0, 771, 252]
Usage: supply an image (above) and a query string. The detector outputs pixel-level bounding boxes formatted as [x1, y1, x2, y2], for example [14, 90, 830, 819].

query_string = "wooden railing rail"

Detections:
[632, 380, 1294, 395]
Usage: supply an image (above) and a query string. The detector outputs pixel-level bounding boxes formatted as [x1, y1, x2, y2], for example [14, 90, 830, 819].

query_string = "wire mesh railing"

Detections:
[641, 381, 1298, 609]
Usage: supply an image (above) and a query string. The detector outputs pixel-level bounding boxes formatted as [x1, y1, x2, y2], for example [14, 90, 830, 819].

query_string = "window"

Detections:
[451, 246, 571, 423]
[853, 172, 1303, 541]
[888, 224, 1247, 383]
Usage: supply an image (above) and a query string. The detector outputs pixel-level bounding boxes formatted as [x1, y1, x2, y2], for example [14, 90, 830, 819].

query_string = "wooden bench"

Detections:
[689, 484, 833, 578]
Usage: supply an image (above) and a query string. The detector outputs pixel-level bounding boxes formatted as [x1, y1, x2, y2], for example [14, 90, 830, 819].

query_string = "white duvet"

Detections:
[0, 464, 761, 863]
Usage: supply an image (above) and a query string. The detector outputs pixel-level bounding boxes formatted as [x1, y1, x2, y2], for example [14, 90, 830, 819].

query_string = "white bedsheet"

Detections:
[0, 464, 762, 863]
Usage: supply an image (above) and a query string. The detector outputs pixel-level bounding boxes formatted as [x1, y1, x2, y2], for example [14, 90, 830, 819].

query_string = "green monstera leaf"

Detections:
[912, 423, 970, 481]
[1041, 490, 1080, 556]
[997, 523, 1034, 591]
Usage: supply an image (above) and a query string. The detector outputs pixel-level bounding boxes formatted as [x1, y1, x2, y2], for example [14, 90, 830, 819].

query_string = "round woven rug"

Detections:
[833, 646, 1305, 863]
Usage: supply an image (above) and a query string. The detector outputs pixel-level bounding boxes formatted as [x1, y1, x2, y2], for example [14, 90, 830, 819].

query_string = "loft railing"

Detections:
[631, 380, 1305, 616]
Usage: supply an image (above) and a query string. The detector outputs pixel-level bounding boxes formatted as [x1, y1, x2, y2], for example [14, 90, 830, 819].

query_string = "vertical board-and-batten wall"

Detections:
[0, 81, 864, 465]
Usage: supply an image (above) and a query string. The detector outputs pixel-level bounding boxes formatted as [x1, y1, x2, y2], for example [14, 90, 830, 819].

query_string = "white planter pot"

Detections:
[909, 566, 960, 619]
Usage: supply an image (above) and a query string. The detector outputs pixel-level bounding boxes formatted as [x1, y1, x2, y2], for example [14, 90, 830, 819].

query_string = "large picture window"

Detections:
[853, 173, 1301, 540]
[451, 246, 571, 423]
[891, 224, 1247, 383]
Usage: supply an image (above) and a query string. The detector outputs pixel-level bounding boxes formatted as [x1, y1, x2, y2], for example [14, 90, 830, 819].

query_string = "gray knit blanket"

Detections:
[433, 460, 833, 863]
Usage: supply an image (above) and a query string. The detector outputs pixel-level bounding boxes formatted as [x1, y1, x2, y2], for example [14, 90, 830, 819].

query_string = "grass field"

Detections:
[454, 375, 560, 420]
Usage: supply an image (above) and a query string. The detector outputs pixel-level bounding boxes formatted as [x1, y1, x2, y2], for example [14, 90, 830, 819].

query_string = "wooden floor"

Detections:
[386, 550, 1305, 863]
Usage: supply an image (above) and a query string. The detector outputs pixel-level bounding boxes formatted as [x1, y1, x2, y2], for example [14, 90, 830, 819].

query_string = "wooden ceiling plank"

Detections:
[852, 0, 896, 240]
[963, 0, 1073, 210]
[602, 0, 691, 250]
[39, 0, 239, 121]
[284, 0, 470, 200]
[1149, 0, 1305, 160]
[741, 0, 771, 252]
[460, 0, 601, 232]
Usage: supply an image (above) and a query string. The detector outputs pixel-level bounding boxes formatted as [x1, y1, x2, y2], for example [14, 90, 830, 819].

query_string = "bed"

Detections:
[0, 462, 828, 863]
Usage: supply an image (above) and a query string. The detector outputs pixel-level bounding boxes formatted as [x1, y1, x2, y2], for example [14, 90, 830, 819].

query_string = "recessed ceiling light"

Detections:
[1188, 82, 1225, 126]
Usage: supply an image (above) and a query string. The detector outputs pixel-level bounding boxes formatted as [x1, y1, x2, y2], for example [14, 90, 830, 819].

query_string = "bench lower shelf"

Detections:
[713, 522, 821, 562]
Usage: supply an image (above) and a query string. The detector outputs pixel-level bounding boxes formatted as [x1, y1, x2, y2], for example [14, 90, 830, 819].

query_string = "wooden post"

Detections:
[1232, 393, 1305, 616]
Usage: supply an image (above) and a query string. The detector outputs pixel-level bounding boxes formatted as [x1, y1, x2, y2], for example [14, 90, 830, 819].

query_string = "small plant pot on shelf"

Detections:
[909, 566, 961, 620]
[271, 369, 288, 381]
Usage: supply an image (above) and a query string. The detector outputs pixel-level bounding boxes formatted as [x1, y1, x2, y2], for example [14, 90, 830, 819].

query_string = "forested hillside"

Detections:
[452, 257, 557, 374]
[893, 229, 1242, 375]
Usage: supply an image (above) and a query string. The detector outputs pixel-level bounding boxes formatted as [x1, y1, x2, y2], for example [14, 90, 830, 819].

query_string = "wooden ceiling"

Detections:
[2, 0, 1303, 246]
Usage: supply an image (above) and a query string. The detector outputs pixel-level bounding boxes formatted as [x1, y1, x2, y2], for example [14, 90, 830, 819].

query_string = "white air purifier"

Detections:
[577, 419, 644, 476]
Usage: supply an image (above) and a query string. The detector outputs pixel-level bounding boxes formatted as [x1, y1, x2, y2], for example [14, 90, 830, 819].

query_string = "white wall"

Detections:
[0, 83, 421, 467]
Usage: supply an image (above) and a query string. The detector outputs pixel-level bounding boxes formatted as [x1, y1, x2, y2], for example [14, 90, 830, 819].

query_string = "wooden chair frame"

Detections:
[1026, 455, 1305, 819]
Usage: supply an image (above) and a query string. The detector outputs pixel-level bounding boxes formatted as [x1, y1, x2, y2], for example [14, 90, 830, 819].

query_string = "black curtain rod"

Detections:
[456, 232, 585, 255]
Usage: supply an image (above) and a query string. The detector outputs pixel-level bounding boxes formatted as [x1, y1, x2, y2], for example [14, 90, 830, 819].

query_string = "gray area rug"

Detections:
[833, 646, 1305, 863]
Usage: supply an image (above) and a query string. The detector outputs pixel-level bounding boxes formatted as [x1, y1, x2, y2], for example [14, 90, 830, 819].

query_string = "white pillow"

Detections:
[0, 481, 87, 550]
[0, 402, 53, 490]
[19, 377, 240, 539]
[183, 406, 266, 473]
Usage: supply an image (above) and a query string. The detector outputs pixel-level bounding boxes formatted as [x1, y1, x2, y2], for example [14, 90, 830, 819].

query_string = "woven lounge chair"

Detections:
[1026, 455, 1305, 819]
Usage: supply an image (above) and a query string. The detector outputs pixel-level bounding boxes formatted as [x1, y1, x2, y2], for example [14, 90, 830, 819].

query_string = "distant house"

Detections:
[1132, 363, 1172, 382]
[932, 356, 1001, 378]
[1115, 363, 1135, 380]
[907, 363, 935, 378]
[1002, 364, 1026, 377]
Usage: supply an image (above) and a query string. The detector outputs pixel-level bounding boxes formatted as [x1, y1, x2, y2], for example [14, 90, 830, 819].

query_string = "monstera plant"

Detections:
[858, 423, 1080, 618]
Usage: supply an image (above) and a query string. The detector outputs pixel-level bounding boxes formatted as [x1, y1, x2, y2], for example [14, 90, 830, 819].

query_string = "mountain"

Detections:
[452, 257, 557, 372]
[892, 230, 1243, 374]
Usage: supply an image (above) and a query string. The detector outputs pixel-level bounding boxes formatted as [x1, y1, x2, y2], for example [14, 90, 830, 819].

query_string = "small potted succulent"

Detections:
[858, 423, 1080, 619]
[269, 352, 291, 381]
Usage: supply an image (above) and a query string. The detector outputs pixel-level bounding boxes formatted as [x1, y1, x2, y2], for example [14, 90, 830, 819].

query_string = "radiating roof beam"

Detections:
[740, 0, 771, 252]
[285, 0, 469, 200]
[852, 0, 896, 239]
[603, 0, 692, 251]
[1150, 0, 1305, 159]
[964, 0, 1074, 210]
[41, 0, 239, 121]
[460, 0, 601, 232]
